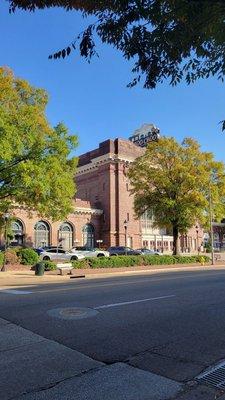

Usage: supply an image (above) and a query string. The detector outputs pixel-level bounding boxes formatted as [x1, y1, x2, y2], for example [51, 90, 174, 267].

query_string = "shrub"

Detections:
[72, 259, 90, 269]
[41, 260, 57, 271]
[4, 248, 19, 265]
[195, 255, 210, 263]
[0, 252, 4, 267]
[18, 248, 39, 265]
[143, 255, 175, 265]
[71, 254, 211, 269]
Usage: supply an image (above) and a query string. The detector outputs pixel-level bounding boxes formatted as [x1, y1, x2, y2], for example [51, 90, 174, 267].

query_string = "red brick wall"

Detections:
[76, 138, 143, 248]
[7, 205, 102, 249]
[1, 136, 207, 253]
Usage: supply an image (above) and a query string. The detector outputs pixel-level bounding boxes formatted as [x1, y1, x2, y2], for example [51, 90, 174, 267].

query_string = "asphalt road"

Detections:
[1, 269, 225, 384]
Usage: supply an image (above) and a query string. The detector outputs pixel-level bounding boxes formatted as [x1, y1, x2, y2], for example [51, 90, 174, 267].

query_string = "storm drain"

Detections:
[196, 360, 225, 389]
[47, 307, 99, 320]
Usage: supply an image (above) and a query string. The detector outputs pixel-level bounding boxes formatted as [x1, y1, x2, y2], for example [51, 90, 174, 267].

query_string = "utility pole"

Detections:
[124, 220, 128, 255]
[209, 186, 215, 265]
[1, 212, 10, 272]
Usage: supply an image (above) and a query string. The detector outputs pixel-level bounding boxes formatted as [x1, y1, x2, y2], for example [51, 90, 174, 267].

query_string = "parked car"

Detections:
[71, 246, 109, 258]
[107, 246, 141, 256]
[135, 248, 161, 255]
[40, 248, 85, 262]
[35, 246, 62, 256]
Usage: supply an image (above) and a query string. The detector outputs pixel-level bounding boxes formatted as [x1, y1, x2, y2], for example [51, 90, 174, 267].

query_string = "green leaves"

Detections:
[7, 0, 225, 121]
[0, 67, 78, 220]
[128, 136, 225, 250]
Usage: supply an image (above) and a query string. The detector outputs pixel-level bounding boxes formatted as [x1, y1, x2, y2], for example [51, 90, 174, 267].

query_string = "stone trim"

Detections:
[74, 207, 103, 216]
[76, 153, 134, 176]
[142, 235, 174, 241]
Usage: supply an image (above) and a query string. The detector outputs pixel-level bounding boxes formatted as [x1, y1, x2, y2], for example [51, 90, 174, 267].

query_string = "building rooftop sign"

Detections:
[129, 123, 160, 147]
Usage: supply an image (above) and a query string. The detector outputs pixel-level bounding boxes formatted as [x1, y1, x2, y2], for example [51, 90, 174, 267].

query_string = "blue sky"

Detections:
[0, 2, 225, 161]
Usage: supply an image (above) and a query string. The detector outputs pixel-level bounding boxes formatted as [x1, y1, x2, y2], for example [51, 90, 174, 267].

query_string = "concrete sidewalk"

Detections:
[0, 316, 184, 400]
[1, 316, 224, 399]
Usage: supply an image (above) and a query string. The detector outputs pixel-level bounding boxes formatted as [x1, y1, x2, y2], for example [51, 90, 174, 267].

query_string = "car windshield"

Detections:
[73, 247, 95, 251]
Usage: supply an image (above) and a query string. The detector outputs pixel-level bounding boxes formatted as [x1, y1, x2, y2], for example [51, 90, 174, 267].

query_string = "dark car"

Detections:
[135, 248, 161, 255]
[108, 246, 141, 256]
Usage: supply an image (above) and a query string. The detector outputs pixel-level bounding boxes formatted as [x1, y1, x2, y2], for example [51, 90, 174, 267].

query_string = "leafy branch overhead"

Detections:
[8, 0, 225, 89]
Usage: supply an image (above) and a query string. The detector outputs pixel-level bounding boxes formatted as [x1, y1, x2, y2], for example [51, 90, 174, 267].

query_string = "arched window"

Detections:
[58, 222, 74, 250]
[214, 232, 219, 241]
[222, 234, 225, 242]
[141, 210, 154, 231]
[11, 220, 24, 245]
[82, 224, 95, 248]
[34, 221, 50, 248]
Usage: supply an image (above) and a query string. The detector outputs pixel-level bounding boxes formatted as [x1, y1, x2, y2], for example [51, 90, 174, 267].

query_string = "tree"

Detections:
[8, 1, 225, 90]
[128, 137, 225, 254]
[0, 67, 78, 220]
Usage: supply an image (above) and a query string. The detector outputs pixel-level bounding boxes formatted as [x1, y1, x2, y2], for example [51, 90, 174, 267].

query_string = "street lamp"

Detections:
[1, 212, 11, 272]
[96, 239, 103, 249]
[124, 220, 128, 255]
[195, 225, 199, 255]
[209, 186, 215, 265]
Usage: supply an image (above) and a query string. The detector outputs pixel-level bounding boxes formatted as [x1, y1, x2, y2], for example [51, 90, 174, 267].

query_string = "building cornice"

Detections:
[74, 207, 103, 216]
[76, 153, 135, 176]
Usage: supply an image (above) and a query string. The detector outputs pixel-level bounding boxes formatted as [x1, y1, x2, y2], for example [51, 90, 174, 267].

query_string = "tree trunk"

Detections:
[173, 226, 179, 255]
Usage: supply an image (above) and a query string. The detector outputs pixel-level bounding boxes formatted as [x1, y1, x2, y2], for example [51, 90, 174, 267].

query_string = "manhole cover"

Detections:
[47, 307, 99, 320]
[196, 359, 225, 389]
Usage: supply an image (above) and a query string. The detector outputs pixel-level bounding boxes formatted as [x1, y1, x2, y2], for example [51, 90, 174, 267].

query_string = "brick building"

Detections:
[4, 124, 204, 253]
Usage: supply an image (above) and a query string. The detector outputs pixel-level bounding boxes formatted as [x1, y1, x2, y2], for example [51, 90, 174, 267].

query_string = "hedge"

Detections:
[72, 255, 210, 269]
[41, 260, 57, 271]
[0, 252, 4, 267]
[18, 248, 39, 265]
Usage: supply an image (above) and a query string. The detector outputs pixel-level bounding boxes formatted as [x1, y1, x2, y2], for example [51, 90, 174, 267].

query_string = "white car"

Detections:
[40, 248, 85, 262]
[71, 246, 109, 258]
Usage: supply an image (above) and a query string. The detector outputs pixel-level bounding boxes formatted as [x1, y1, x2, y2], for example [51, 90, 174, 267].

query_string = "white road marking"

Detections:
[94, 294, 175, 310]
[0, 289, 33, 295]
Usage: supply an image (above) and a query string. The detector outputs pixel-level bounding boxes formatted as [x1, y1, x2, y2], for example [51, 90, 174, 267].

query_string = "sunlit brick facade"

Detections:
[4, 125, 204, 252]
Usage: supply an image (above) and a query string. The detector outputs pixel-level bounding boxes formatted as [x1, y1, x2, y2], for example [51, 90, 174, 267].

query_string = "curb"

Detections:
[83, 264, 225, 279]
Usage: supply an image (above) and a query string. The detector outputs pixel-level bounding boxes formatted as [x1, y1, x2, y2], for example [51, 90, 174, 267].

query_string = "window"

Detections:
[58, 222, 74, 250]
[82, 224, 95, 247]
[126, 183, 129, 191]
[141, 210, 154, 231]
[46, 249, 65, 254]
[11, 220, 24, 245]
[34, 221, 50, 248]
[214, 233, 219, 239]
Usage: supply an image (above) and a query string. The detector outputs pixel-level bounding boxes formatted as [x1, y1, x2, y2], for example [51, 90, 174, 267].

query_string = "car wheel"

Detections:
[97, 253, 105, 257]
[43, 256, 50, 261]
[70, 256, 78, 261]
[110, 254, 117, 257]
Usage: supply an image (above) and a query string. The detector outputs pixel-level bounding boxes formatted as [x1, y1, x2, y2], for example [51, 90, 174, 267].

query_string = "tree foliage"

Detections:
[128, 137, 225, 254]
[0, 67, 78, 220]
[8, 1, 225, 89]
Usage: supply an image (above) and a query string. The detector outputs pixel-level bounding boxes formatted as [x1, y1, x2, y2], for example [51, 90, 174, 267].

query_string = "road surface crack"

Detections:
[8, 365, 106, 399]
[125, 342, 203, 367]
